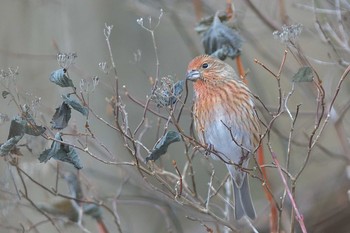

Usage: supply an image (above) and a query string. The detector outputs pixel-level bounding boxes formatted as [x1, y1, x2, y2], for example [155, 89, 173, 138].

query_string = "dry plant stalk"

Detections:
[1, 2, 350, 233]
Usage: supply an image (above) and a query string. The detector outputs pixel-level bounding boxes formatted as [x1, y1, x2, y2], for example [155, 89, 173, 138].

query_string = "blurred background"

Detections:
[0, 0, 349, 232]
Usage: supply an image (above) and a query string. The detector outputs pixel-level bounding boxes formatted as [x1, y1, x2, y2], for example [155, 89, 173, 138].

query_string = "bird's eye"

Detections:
[202, 63, 209, 69]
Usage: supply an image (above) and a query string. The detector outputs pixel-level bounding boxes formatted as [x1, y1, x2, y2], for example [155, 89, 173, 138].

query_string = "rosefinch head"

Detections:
[187, 55, 260, 220]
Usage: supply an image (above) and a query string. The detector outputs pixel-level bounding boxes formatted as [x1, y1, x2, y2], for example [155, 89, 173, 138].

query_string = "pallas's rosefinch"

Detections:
[186, 55, 260, 220]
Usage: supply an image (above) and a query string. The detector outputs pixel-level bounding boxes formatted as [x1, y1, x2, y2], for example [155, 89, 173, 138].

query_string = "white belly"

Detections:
[202, 109, 253, 164]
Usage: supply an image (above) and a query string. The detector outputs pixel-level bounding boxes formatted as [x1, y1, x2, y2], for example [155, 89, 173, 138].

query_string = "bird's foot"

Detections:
[204, 143, 214, 156]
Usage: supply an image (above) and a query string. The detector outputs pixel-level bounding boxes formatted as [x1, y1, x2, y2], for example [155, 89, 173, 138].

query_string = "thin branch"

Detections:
[270, 151, 307, 233]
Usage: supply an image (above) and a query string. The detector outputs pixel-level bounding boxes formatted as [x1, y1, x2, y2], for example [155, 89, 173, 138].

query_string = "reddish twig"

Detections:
[238, 50, 278, 232]
[278, 0, 288, 24]
[96, 218, 109, 233]
[271, 151, 307, 233]
[192, 0, 202, 20]
[258, 146, 278, 233]
[226, 0, 233, 19]
[236, 55, 247, 84]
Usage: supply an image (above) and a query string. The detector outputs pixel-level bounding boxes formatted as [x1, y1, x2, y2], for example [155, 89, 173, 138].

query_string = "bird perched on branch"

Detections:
[187, 55, 260, 220]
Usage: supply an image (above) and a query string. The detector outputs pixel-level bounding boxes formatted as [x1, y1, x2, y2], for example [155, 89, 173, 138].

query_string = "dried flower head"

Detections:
[273, 24, 303, 43]
[151, 76, 184, 107]
[0, 67, 19, 81]
[57, 53, 77, 69]
[79, 76, 99, 93]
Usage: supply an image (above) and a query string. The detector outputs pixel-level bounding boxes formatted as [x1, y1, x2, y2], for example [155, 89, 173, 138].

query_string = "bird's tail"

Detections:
[233, 174, 256, 220]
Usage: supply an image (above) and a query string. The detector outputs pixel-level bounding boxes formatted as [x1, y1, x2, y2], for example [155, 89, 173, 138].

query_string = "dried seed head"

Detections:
[273, 24, 303, 43]
[57, 52, 77, 69]
[151, 76, 184, 107]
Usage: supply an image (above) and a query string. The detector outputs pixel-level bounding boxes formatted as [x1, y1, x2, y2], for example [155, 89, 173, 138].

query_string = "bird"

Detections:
[186, 55, 260, 220]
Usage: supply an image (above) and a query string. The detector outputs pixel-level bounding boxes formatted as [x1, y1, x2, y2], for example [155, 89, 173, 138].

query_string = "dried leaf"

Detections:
[25, 126, 45, 136]
[50, 68, 75, 88]
[51, 102, 71, 129]
[195, 11, 231, 34]
[167, 80, 185, 106]
[0, 136, 23, 156]
[293, 66, 313, 82]
[39, 132, 83, 169]
[173, 80, 185, 97]
[2, 91, 10, 99]
[201, 12, 242, 60]
[146, 131, 181, 162]
[1, 116, 45, 156]
[7, 116, 26, 139]
[21, 111, 46, 136]
[39, 133, 62, 162]
[25, 124, 46, 136]
[55, 148, 83, 169]
[62, 94, 88, 116]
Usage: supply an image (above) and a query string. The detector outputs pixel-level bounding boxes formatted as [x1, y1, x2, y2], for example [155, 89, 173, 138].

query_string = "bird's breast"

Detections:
[192, 82, 260, 156]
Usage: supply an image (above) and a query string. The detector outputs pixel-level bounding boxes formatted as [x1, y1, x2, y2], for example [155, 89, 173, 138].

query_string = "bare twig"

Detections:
[270, 151, 307, 233]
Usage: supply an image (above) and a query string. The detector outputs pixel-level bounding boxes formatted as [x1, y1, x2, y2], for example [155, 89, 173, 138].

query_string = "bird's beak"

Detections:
[186, 70, 201, 81]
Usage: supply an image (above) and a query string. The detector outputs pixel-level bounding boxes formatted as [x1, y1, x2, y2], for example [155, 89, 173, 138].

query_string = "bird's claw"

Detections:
[204, 143, 214, 156]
